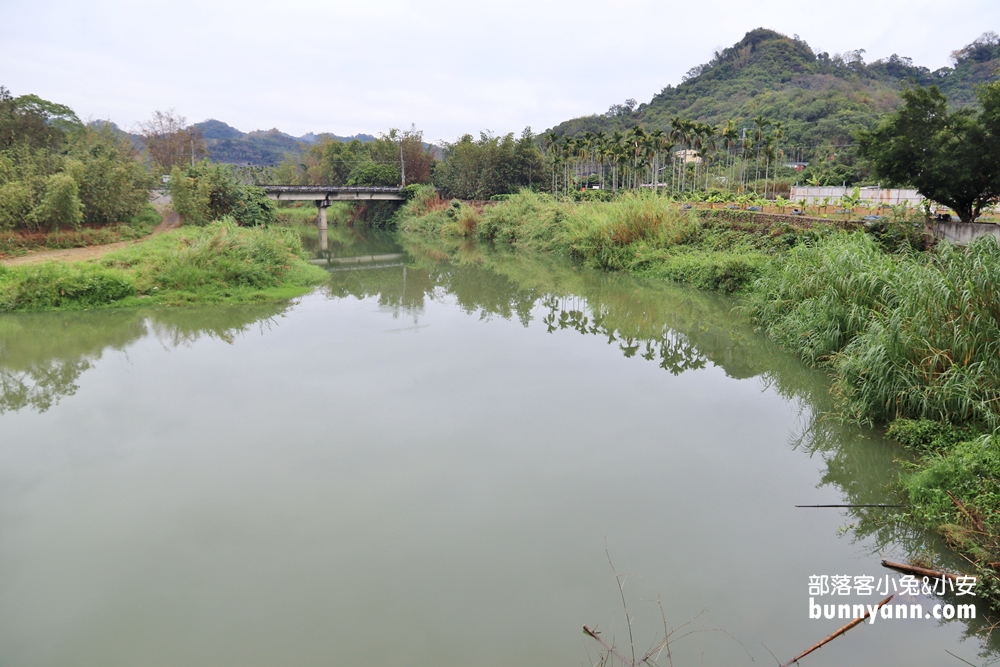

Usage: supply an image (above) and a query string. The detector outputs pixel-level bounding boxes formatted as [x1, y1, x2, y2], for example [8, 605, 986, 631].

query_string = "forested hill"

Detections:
[549, 28, 1000, 153]
[194, 119, 375, 166]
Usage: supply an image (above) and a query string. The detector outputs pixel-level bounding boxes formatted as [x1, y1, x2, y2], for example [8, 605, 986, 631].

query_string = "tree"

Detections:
[367, 127, 434, 186]
[433, 129, 543, 200]
[347, 163, 400, 186]
[721, 120, 739, 190]
[68, 124, 152, 223]
[859, 83, 1000, 222]
[138, 110, 207, 173]
[169, 161, 275, 226]
[0, 87, 81, 150]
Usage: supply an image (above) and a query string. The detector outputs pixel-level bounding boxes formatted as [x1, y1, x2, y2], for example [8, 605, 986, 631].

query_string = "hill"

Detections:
[193, 119, 376, 166]
[549, 29, 1000, 177]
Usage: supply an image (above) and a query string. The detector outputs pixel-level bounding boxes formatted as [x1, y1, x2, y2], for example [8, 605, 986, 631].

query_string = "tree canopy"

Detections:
[273, 127, 433, 188]
[0, 86, 81, 150]
[0, 86, 151, 231]
[859, 83, 1000, 222]
[433, 130, 544, 200]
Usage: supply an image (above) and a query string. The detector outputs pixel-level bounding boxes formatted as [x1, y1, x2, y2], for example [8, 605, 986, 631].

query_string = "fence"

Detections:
[789, 186, 924, 206]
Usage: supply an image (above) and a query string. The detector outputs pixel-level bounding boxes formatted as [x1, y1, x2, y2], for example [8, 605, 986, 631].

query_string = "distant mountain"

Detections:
[193, 119, 377, 166]
[549, 28, 1000, 153]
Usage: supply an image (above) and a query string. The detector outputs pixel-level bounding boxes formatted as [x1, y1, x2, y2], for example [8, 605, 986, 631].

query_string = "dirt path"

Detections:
[0, 209, 182, 268]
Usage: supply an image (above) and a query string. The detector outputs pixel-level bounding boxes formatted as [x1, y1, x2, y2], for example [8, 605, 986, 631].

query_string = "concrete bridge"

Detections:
[262, 185, 404, 203]
[261, 186, 408, 256]
[261, 185, 405, 232]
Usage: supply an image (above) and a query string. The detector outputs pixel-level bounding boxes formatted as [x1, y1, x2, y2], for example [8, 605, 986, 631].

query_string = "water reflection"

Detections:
[367, 232, 996, 654]
[0, 304, 289, 414]
[322, 233, 824, 393]
[0, 228, 995, 658]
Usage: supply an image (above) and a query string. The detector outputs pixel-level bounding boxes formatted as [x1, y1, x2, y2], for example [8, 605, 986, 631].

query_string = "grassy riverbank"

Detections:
[398, 188, 1000, 608]
[397, 188, 835, 293]
[745, 231, 1000, 603]
[0, 219, 327, 311]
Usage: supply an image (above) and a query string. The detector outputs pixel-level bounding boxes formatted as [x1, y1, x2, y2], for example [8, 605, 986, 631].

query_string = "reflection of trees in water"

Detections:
[393, 232, 999, 654]
[0, 304, 289, 414]
[1, 357, 93, 414]
[541, 296, 707, 375]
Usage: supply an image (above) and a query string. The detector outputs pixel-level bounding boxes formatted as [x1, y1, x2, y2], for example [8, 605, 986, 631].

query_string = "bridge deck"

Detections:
[262, 186, 404, 202]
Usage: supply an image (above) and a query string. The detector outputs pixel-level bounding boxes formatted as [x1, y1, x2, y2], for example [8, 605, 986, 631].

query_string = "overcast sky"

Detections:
[2, 0, 997, 144]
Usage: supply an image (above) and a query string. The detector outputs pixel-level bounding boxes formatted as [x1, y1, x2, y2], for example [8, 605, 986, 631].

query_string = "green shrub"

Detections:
[128, 203, 162, 229]
[170, 161, 276, 227]
[68, 125, 152, 223]
[347, 163, 400, 187]
[0, 262, 135, 310]
[571, 188, 613, 203]
[31, 172, 83, 229]
[887, 419, 985, 455]
[0, 180, 33, 230]
[641, 251, 765, 293]
[400, 184, 425, 200]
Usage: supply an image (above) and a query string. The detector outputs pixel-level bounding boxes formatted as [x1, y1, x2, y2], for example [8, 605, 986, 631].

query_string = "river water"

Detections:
[0, 229, 986, 666]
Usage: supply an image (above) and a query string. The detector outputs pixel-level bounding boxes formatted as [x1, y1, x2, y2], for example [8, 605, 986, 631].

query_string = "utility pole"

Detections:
[399, 135, 406, 187]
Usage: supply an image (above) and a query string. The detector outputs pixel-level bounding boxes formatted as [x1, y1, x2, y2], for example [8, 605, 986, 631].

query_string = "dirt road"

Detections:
[1, 209, 182, 268]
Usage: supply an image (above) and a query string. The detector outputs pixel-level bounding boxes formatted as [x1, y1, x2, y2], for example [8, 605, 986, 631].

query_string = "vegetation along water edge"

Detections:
[396, 184, 1000, 614]
[5, 24, 1000, 637]
[0, 221, 327, 311]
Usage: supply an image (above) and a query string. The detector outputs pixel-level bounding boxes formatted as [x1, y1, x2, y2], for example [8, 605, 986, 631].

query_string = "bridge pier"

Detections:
[316, 201, 328, 231]
[316, 201, 329, 253]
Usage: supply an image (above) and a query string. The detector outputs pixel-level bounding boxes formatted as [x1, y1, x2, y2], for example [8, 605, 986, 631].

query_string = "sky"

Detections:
[2, 0, 998, 144]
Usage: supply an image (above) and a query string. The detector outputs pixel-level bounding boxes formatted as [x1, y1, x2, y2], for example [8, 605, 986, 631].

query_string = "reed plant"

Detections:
[742, 232, 901, 365]
[746, 232, 1000, 428]
[834, 237, 1000, 426]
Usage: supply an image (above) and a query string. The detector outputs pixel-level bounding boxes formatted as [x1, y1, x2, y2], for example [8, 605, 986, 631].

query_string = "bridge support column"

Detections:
[316, 200, 328, 231]
[319, 227, 328, 253]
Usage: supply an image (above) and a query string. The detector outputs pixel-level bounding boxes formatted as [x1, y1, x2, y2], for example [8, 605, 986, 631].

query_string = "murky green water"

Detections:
[0, 229, 987, 666]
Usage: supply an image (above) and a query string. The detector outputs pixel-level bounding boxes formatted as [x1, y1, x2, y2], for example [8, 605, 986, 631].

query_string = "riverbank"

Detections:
[0, 220, 327, 311]
[397, 188, 873, 293]
[397, 188, 1000, 611]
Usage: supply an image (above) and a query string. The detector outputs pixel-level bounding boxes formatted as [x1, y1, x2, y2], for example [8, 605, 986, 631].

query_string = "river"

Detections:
[0, 227, 987, 666]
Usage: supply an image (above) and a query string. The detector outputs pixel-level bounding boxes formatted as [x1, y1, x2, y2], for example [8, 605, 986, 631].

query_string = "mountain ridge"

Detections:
[549, 28, 1000, 146]
[193, 119, 376, 166]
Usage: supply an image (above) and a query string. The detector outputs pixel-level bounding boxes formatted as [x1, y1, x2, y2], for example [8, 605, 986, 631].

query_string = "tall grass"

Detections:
[401, 190, 773, 291]
[0, 220, 326, 311]
[835, 239, 1000, 426]
[742, 232, 901, 365]
[0, 262, 134, 311]
[102, 218, 312, 294]
[746, 233, 1000, 427]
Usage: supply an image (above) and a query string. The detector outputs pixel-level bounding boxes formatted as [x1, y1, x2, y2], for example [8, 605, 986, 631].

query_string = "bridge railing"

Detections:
[261, 186, 403, 193]
[260, 185, 405, 202]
